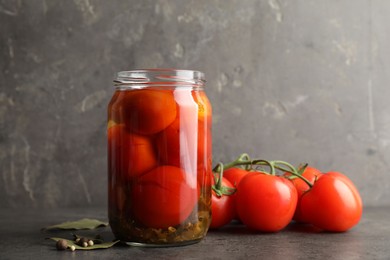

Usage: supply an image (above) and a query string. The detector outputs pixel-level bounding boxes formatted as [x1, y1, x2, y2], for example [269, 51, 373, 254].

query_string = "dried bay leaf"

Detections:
[42, 218, 108, 231]
[48, 237, 120, 250]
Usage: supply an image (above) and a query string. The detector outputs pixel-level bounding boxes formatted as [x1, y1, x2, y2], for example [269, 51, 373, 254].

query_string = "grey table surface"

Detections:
[0, 207, 388, 260]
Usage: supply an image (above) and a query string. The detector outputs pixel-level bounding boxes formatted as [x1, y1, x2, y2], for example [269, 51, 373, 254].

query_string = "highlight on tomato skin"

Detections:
[131, 166, 199, 229]
[122, 89, 177, 135]
[299, 171, 363, 232]
[107, 124, 157, 179]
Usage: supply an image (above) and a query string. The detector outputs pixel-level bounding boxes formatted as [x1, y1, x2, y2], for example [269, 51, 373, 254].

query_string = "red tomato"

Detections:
[192, 90, 212, 127]
[197, 159, 213, 190]
[197, 118, 212, 164]
[122, 89, 177, 135]
[107, 90, 124, 124]
[191, 90, 212, 188]
[236, 172, 298, 232]
[300, 172, 363, 232]
[223, 167, 249, 220]
[108, 181, 126, 216]
[193, 90, 212, 169]
[108, 124, 157, 179]
[156, 116, 211, 168]
[284, 166, 322, 223]
[156, 118, 181, 166]
[155, 89, 211, 169]
[131, 166, 198, 229]
[210, 177, 235, 229]
[224, 168, 249, 188]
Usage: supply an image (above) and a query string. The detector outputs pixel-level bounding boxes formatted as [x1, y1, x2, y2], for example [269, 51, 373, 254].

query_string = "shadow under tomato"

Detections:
[208, 220, 326, 234]
[208, 221, 273, 235]
[284, 222, 323, 233]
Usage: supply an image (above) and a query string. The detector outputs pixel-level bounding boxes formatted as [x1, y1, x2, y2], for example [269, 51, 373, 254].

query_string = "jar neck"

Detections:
[114, 69, 205, 88]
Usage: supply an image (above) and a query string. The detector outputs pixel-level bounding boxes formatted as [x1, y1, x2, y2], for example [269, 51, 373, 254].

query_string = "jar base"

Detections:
[123, 238, 203, 248]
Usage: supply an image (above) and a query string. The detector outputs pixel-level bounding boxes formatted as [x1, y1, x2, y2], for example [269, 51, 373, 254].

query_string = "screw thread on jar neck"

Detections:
[114, 69, 205, 88]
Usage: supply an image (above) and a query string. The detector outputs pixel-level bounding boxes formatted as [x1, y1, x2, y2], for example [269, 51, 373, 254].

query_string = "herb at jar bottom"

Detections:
[132, 217, 205, 244]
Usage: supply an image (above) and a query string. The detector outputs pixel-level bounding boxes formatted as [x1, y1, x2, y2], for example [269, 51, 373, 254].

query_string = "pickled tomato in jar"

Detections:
[107, 69, 212, 247]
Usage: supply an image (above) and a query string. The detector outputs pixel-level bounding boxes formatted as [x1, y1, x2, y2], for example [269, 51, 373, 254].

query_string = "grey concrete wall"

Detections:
[1, 0, 389, 208]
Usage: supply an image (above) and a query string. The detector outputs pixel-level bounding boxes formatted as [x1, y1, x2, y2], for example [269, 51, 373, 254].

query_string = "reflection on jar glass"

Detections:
[107, 69, 212, 247]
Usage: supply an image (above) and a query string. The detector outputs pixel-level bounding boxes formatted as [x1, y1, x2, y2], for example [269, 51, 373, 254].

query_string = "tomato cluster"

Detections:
[210, 154, 363, 233]
[108, 89, 212, 233]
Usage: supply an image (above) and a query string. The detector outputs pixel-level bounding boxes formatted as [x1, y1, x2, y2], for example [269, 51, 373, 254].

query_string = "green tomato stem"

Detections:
[212, 162, 224, 197]
[211, 154, 312, 188]
[212, 153, 252, 172]
[236, 153, 252, 171]
[273, 161, 313, 188]
[251, 159, 275, 175]
[212, 162, 236, 197]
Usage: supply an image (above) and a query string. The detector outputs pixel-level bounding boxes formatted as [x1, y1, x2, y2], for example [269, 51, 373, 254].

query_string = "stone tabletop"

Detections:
[0, 207, 388, 259]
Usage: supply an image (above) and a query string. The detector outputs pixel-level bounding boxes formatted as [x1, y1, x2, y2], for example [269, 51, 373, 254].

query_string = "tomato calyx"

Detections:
[284, 164, 308, 180]
[212, 163, 236, 197]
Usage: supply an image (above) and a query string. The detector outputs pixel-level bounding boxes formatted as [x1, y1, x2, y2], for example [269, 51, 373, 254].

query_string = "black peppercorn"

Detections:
[78, 237, 89, 247]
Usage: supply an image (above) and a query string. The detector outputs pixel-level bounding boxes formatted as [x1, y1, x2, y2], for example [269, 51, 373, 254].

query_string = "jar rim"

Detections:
[114, 69, 205, 87]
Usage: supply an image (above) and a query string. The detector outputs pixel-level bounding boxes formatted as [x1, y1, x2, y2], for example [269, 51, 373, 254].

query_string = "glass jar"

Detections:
[107, 69, 212, 247]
